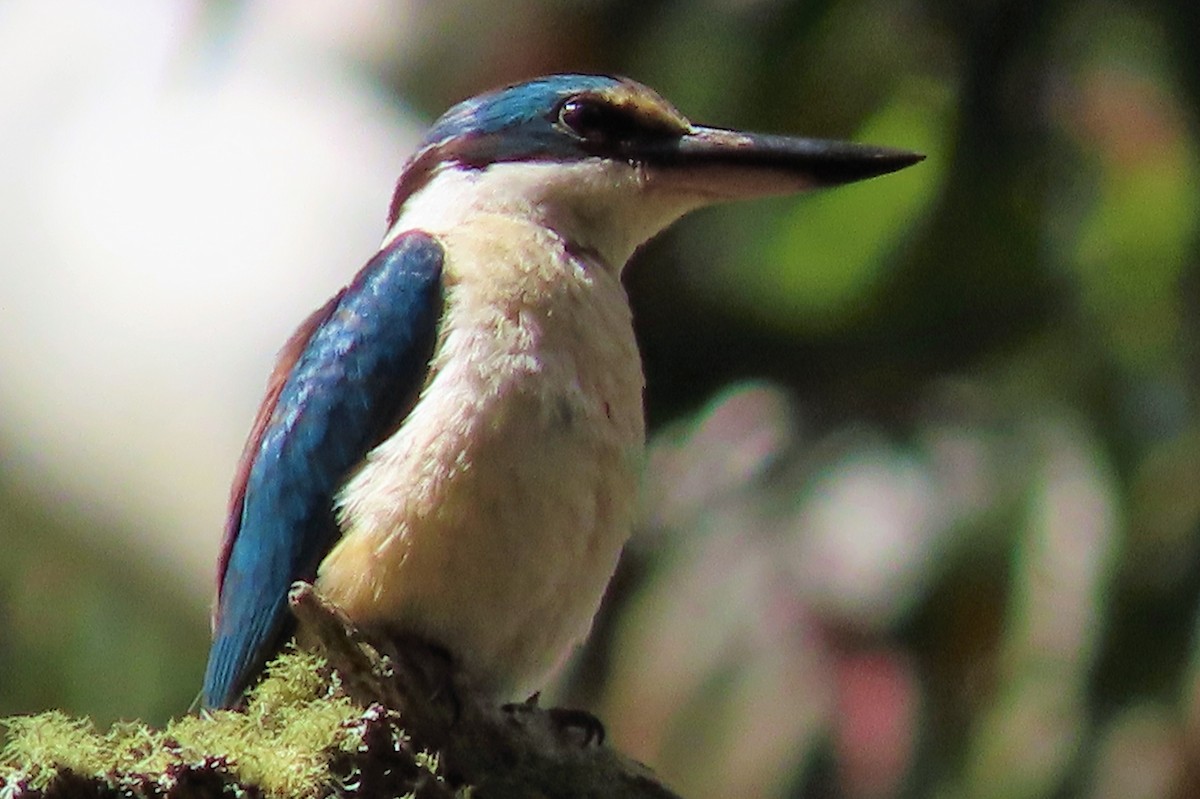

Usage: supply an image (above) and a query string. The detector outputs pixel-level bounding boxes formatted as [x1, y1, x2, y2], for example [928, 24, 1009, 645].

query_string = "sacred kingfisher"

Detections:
[202, 74, 922, 709]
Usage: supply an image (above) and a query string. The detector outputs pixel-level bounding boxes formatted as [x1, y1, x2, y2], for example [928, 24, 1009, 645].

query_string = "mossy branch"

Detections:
[2, 582, 682, 799]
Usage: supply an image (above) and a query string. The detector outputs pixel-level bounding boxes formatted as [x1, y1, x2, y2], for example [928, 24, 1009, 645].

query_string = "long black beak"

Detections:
[639, 125, 924, 200]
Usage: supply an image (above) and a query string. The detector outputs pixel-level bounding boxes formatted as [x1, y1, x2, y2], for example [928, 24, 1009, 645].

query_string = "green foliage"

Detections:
[748, 80, 950, 330]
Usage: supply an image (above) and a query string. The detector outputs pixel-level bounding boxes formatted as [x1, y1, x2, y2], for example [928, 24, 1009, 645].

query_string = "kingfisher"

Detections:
[202, 74, 922, 709]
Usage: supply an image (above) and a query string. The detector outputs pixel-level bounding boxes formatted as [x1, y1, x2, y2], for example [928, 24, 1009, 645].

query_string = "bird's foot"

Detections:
[500, 690, 541, 713]
[501, 694, 605, 747]
[546, 707, 606, 747]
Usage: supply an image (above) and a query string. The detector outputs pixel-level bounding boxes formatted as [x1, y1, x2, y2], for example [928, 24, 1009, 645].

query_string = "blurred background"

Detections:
[2, 0, 1199, 797]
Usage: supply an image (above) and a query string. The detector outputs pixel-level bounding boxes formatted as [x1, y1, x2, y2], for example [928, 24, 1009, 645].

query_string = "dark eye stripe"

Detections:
[557, 98, 644, 142]
[554, 96, 685, 147]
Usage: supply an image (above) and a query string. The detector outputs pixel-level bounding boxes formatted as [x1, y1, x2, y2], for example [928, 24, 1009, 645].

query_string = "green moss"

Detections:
[0, 648, 408, 798]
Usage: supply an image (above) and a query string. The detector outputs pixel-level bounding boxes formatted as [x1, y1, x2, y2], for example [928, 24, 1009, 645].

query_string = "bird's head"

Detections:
[386, 74, 922, 268]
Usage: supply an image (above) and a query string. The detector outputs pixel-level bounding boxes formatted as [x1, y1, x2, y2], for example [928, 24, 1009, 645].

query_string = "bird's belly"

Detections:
[318, 343, 644, 696]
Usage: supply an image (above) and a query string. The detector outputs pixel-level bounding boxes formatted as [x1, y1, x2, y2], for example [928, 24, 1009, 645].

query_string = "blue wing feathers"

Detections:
[216, 292, 346, 606]
[203, 231, 444, 708]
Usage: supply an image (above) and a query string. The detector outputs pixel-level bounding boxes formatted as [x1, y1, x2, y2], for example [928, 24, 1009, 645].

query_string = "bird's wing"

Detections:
[203, 231, 444, 709]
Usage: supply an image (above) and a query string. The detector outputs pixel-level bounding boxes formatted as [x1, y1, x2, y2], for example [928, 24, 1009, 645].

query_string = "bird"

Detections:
[202, 73, 922, 709]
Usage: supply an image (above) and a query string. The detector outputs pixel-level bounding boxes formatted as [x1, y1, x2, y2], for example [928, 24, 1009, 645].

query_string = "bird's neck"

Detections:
[383, 161, 696, 270]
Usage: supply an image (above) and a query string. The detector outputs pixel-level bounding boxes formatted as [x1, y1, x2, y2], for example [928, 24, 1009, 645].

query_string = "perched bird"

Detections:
[202, 74, 922, 709]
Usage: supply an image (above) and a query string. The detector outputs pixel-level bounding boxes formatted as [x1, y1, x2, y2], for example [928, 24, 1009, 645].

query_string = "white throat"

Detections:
[383, 160, 704, 269]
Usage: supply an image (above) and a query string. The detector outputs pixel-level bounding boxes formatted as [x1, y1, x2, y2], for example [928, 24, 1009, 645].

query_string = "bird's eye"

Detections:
[556, 98, 644, 144]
